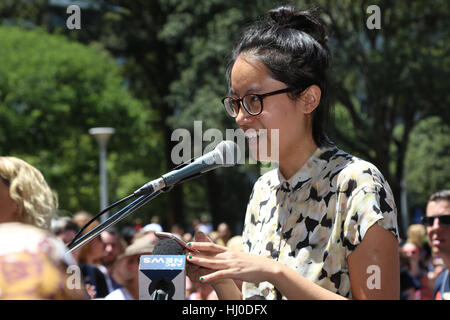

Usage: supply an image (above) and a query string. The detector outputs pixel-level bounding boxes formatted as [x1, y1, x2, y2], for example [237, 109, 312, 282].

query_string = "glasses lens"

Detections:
[243, 95, 262, 115]
[423, 216, 434, 226]
[223, 98, 238, 117]
[423, 215, 450, 226]
[439, 215, 450, 226]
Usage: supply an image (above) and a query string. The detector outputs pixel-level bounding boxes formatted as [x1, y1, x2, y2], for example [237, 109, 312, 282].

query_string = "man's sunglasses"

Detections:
[422, 214, 450, 227]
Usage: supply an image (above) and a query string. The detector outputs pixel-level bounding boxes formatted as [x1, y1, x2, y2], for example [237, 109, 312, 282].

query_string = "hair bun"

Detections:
[267, 6, 328, 46]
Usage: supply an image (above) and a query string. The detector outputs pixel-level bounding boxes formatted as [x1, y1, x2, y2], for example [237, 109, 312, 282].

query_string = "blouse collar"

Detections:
[271, 145, 338, 193]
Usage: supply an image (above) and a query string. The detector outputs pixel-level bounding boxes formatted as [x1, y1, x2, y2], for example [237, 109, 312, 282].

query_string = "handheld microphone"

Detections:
[133, 140, 240, 196]
[139, 239, 186, 300]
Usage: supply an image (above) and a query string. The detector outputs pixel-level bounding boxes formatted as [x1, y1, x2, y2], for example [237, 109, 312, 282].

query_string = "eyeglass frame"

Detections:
[221, 87, 295, 118]
[422, 214, 450, 227]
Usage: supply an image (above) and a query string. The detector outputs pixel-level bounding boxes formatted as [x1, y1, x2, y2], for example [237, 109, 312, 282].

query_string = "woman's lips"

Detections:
[245, 130, 268, 147]
[244, 129, 261, 139]
[245, 129, 259, 144]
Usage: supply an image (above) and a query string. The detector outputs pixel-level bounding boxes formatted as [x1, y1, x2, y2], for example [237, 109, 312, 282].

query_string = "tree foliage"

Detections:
[405, 117, 450, 210]
[0, 26, 163, 219]
[303, 0, 449, 234]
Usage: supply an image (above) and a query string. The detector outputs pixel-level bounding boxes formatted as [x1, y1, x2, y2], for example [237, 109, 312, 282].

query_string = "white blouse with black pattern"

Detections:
[241, 145, 399, 300]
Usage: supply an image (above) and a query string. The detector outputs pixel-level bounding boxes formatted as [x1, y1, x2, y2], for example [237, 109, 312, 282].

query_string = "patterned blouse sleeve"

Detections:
[241, 181, 258, 254]
[341, 166, 399, 258]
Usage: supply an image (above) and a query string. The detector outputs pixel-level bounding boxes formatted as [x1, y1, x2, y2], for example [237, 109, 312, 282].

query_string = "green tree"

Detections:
[305, 0, 450, 235]
[156, 0, 280, 230]
[86, 0, 188, 228]
[404, 117, 450, 211]
[90, 0, 277, 230]
[0, 26, 163, 219]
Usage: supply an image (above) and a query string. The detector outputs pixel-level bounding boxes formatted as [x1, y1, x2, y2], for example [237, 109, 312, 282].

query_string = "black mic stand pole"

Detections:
[151, 290, 169, 300]
[67, 190, 162, 254]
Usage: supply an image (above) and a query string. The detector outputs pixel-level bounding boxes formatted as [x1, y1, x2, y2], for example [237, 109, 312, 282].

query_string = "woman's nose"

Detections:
[235, 103, 253, 126]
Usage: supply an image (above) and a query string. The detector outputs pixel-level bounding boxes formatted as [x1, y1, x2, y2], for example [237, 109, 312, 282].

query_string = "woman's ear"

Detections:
[297, 85, 321, 114]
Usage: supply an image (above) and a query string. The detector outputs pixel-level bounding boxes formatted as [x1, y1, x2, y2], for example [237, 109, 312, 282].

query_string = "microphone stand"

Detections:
[66, 140, 238, 255]
[67, 190, 162, 254]
[151, 289, 169, 300]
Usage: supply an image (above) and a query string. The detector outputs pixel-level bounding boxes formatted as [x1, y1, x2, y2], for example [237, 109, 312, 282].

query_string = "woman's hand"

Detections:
[186, 235, 277, 285]
[185, 232, 225, 285]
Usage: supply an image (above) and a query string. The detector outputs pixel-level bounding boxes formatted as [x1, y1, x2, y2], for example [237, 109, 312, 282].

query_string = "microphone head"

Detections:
[153, 238, 184, 255]
[215, 140, 240, 167]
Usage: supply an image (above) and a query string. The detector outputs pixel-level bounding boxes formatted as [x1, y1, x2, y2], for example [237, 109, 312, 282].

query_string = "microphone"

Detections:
[133, 140, 239, 196]
[138, 239, 186, 300]
[153, 238, 184, 255]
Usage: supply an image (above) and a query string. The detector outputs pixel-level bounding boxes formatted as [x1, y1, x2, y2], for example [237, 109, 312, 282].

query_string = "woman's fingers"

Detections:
[186, 249, 272, 284]
[187, 241, 227, 253]
[186, 261, 217, 283]
[188, 231, 227, 255]
[198, 269, 237, 283]
[186, 253, 229, 270]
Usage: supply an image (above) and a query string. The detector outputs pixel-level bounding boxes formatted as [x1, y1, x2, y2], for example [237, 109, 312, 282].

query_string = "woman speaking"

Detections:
[186, 5, 399, 300]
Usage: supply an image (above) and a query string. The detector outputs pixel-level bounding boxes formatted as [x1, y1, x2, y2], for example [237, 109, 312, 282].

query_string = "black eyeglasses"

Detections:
[221, 88, 294, 118]
[422, 214, 450, 227]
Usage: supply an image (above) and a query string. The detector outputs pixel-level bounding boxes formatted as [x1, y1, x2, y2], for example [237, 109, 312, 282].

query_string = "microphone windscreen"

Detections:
[153, 238, 184, 255]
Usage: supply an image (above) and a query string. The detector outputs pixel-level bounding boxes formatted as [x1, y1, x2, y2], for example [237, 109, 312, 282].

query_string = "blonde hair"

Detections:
[0, 157, 57, 230]
[407, 224, 427, 248]
[72, 211, 93, 227]
[226, 236, 244, 252]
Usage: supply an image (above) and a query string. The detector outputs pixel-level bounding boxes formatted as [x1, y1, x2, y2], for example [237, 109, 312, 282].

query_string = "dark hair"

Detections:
[51, 217, 80, 236]
[428, 190, 450, 203]
[227, 5, 333, 147]
[102, 228, 120, 237]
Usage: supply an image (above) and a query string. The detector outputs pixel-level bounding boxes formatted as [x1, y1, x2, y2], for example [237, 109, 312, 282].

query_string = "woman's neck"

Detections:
[279, 136, 318, 180]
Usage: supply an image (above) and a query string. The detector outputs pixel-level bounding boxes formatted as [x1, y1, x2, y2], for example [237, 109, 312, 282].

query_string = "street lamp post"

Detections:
[89, 127, 115, 222]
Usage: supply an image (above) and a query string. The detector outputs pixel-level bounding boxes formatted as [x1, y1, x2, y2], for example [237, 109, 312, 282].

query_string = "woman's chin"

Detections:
[248, 145, 276, 163]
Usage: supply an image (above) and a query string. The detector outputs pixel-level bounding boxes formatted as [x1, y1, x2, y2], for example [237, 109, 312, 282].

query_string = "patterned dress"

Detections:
[241, 145, 399, 299]
[0, 222, 86, 299]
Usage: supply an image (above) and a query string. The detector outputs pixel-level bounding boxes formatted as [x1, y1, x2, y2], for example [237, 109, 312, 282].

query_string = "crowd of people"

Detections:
[1, 140, 450, 302]
[399, 190, 450, 300]
[51, 213, 242, 300]
[399, 225, 442, 299]
[0, 156, 242, 299]
[1, 152, 450, 300]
